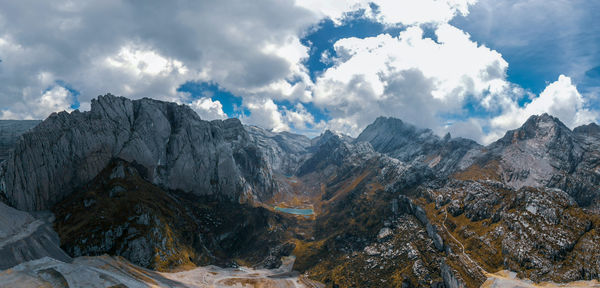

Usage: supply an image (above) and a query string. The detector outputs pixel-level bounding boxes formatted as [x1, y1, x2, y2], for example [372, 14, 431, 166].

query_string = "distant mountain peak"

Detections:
[311, 129, 353, 147]
[372, 116, 404, 125]
[523, 113, 565, 128]
[355, 117, 436, 156]
[495, 113, 572, 145]
[574, 122, 600, 135]
[368, 116, 432, 134]
[443, 132, 451, 141]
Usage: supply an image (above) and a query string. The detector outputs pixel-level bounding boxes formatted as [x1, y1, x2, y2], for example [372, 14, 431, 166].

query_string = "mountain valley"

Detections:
[1, 94, 600, 287]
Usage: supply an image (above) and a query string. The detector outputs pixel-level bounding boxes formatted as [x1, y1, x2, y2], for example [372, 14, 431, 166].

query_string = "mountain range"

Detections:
[1, 94, 600, 287]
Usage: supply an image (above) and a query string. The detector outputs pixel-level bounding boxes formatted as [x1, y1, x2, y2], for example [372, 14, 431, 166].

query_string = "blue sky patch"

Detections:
[275, 99, 330, 124]
[301, 11, 404, 81]
[451, 1, 600, 100]
[177, 81, 245, 117]
[420, 23, 439, 43]
[43, 80, 80, 110]
[586, 66, 600, 79]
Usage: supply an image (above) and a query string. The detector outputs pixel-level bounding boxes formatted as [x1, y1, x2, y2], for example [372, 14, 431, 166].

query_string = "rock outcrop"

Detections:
[0, 120, 40, 162]
[0, 202, 71, 270]
[0, 94, 276, 211]
[420, 179, 600, 283]
[53, 159, 292, 270]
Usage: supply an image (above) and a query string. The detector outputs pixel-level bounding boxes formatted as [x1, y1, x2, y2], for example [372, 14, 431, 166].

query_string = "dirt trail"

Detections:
[442, 208, 489, 276]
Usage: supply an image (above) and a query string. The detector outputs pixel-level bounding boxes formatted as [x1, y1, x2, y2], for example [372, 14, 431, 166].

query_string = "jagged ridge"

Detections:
[0, 94, 276, 211]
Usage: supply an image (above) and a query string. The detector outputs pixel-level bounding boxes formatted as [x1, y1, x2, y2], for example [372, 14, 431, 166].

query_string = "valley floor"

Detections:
[482, 271, 600, 288]
[0, 255, 323, 288]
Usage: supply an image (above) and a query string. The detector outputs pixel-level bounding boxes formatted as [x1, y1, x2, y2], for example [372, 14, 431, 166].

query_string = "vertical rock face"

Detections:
[0, 94, 275, 211]
[245, 125, 312, 175]
[0, 120, 40, 162]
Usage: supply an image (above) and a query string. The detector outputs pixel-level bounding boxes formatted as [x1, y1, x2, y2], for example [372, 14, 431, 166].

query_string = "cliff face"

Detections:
[245, 125, 312, 175]
[52, 159, 288, 271]
[0, 120, 40, 163]
[0, 94, 276, 211]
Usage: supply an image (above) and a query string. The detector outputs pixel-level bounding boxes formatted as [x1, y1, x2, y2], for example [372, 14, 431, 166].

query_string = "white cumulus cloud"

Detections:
[488, 75, 597, 141]
[0, 0, 597, 145]
[189, 97, 227, 120]
[1, 85, 74, 120]
[312, 24, 514, 140]
[243, 98, 289, 132]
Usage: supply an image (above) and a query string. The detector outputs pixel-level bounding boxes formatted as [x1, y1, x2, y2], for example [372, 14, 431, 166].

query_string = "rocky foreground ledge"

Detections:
[0, 255, 324, 288]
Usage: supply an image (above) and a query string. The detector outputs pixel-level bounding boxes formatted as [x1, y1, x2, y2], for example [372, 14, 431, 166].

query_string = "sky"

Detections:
[0, 0, 598, 144]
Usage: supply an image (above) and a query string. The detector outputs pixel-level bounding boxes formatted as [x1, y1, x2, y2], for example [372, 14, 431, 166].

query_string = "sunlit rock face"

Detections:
[0, 94, 276, 211]
[459, 113, 600, 208]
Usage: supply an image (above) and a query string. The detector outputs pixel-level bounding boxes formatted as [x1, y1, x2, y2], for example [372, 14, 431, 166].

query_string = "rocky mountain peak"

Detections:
[443, 132, 451, 141]
[310, 129, 353, 148]
[467, 113, 600, 207]
[355, 117, 437, 156]
[524, 112, 567, 129]
[317, 129, 341, 143]
[354, 117, 481, 177]
[364, 116, 434, 137]
[496, 113, 572, 145]
[573, 122, 600, 136]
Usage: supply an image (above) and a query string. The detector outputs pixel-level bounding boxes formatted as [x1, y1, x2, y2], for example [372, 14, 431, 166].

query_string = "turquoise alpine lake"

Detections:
[274, 206, 314, 215]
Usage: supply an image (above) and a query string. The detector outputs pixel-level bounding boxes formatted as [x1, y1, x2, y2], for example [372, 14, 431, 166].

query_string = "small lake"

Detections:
[274, 206, 314, 215]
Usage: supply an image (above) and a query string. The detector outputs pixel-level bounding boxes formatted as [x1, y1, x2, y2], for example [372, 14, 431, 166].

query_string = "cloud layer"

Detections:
[0, 0, 597, 144]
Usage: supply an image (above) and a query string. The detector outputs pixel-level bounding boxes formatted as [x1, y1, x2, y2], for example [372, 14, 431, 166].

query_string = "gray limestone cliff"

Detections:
[245, 125, 312, 175]
[0, 94, 276, 211]
[0, 120, 40, 162]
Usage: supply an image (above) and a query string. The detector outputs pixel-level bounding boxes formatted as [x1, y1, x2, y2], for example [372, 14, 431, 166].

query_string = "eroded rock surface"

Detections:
[458, 114, 600, 208]
[0, 120, 40, 163]
[0, 202, 70, 270]
[1, 94, 276, 211]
